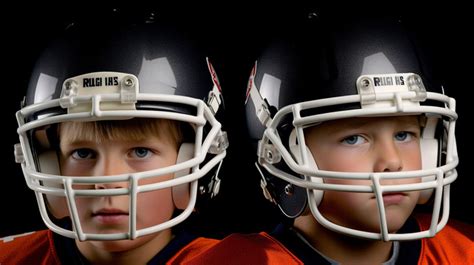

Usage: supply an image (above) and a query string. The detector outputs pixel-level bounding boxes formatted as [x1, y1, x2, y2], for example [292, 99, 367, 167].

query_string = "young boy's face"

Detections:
[56, 120, 179, 251]
[305, 115, 422, 233]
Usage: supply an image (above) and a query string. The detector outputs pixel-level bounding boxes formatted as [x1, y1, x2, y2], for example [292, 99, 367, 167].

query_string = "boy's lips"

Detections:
[370, 192, 407, 205]
[92, 208, 129, 215]
[92, 208, 129, 224]
[381, 192, 407, 205]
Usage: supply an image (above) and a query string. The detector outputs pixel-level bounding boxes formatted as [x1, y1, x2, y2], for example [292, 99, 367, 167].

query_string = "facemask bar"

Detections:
[306, 181, 452, 241]
[15, 92, 227, 241]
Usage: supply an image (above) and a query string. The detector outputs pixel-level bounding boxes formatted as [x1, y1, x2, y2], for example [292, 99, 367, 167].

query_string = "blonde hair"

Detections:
[59, 118, 184, 149]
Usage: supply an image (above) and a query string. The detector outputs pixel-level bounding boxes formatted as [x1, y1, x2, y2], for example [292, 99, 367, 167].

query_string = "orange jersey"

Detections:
[175, 231, 302, 265]
[268, 215, 474, 264]
[2, 217, 472, 264]
[0, 229, 219, 265]
[0, 230, 60, 265]
[185, 215, 473, 264]
[416, 214, 474, 264]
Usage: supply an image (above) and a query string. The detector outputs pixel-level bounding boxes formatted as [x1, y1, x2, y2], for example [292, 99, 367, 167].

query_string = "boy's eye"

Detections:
[133, 147, 151, 158]
[342, 135, 365, 145]
[72, 148, 94, 159]
[395, 131, 412, 142]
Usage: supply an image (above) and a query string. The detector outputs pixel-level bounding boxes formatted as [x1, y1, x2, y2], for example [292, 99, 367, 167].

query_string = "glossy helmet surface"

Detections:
[245, 13, 457, 241]
[14, 10, 228, 241]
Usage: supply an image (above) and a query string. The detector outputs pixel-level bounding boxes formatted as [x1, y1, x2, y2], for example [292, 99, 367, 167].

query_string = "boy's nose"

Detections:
[373, 140, 403, 173]
[93, 157, 130, 189]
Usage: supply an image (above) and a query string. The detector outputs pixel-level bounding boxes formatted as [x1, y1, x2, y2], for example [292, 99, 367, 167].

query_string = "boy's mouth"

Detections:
[92, 208, 129, 224]
[381, 192, 407, 205]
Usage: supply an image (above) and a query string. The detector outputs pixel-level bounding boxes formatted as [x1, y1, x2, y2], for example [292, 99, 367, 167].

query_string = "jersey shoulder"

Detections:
[174, 232, 303, 265]
[166, 236, 219, 264]
[0, 230, 61, 265]
[416, 214, 474, 264]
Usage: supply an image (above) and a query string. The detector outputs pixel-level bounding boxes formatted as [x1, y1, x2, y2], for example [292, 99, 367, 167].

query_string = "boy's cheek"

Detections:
[46, 195, 69, 219]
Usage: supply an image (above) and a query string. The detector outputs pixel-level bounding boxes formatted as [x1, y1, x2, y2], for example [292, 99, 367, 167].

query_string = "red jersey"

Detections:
[416, 214, 474, 264]
[0, 230, 60, 265]
[2, 216, 472, 264]
[184, 215, 473, 264]
[0, 229, 219, 265]
[181, 231, 302, 265]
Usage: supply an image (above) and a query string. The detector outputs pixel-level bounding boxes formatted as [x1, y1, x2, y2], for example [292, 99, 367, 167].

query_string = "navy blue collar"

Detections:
[53, 229, 198, 264]
[271, 216, 421, 264]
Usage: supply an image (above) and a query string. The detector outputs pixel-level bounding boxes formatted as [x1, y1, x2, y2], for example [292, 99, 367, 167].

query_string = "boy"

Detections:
[1, 9, 228, 264]
[240, 12, 473, 264]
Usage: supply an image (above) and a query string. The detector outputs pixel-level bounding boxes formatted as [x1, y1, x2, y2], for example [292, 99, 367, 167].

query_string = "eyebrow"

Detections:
[59, 139, 93, 148]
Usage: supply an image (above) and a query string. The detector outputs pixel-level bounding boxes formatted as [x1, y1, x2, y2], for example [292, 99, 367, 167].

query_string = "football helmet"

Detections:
[14, 10, 228, 241]
[245, 14, 458, 241]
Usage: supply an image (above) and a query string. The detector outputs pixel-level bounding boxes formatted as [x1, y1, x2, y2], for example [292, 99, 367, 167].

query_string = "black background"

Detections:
[1, 4, 472, 238]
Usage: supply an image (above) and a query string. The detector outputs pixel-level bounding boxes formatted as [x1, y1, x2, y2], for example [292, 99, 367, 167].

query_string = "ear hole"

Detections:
[172, 143, 194, 209]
